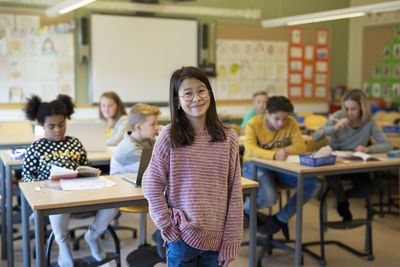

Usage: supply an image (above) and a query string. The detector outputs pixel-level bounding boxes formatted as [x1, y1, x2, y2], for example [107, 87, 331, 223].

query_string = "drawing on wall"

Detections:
[382, 83, 391, 97]
[363, 82, 370, 97]
[216, 39, 288, 99]
[317, 29, 328, 45]
[392, 83, 400, 98]
[393, 43, 400, 59]
[0, 21, 75, 103]
[383, 44, 391, 60]
[393, 63, 400, 79]
[373, 63, 381, 79]
[316, 47, 328, 59]
[291, 28, 302, 44]
[41, 37, 56, 55]
[8, 85, 23, 102]
[290, 60, 302, 72]
[303, 65, 313, 79]
[372, 83, 381, 98]
[290, 46, 302, 58]
[382, 64, 391, 79]
[303, 83, 313, 97]
[304, 45, 314, 60]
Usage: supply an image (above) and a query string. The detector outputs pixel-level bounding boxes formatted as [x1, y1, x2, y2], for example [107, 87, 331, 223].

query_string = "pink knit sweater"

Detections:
[142, 124, 243, 262]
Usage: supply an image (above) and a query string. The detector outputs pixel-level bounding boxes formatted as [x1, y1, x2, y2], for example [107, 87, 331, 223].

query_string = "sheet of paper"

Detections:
[286, 155, 300, 163]
[60, 176, 116, 191]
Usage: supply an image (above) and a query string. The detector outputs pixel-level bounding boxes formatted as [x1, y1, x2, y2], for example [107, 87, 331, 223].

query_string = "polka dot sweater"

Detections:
[22, 136, 89, 182]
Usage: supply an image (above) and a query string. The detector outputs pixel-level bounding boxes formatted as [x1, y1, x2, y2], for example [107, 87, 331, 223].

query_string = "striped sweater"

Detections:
[142, 124, 243, 262]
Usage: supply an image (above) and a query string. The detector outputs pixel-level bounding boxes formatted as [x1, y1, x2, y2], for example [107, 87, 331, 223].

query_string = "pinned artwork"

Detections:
[317, 29, 328, 45]
[291, 28, 302, 45]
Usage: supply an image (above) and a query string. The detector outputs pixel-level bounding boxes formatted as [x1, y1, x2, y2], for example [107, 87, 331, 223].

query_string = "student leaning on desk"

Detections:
[312, 89, 392, 221]
[240, 90, 268, 135]
[98, 91, 130, 146]
[21, 94, 118, 267]
[142, 66, 243, 267]
[242, 96, 321, 237]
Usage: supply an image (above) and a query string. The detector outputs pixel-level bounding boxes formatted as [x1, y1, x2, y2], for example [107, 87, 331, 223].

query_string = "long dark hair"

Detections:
[169, 66, 226, 148]
[23, 94, 75, 125]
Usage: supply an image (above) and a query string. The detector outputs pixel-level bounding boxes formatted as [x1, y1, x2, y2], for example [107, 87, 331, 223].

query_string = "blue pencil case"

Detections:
[299, 154, 337, 167]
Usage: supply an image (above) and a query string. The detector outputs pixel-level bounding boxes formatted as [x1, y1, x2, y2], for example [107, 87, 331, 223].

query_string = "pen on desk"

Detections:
[43, 183, 62, 191]
[121, 176, 136, 185]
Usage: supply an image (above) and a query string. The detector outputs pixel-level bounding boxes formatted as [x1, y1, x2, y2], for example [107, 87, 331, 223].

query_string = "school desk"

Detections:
[250, 154, 400, 267]
[19, 176, 259, 267]
[0, 148, 113, 267]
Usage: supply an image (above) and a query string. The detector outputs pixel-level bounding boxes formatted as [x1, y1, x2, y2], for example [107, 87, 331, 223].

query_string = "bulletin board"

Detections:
[0, 12, 75, 103]
[215, 22, 331, 100]
[362, 24, 400, 101]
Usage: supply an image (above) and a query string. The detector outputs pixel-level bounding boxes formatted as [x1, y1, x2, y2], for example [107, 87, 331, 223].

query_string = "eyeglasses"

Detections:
[179, 88, 209, 102]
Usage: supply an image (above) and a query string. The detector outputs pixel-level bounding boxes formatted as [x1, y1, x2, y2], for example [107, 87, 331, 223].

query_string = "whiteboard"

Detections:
[90, 14, 198, 104]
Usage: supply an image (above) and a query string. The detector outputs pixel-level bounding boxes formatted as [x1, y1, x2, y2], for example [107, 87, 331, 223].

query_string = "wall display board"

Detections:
[90, 14, 198, 104]
[216, 39, 288, 99]
[288, 27, 330, 99]
[363, 24, 400, 101]
[0, 13, 75, 103]
[216, 22, 331, 100]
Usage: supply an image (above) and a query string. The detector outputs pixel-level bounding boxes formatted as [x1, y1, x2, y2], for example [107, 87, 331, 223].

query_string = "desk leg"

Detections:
[21, 191, 31, 267]
[295, 174, 304, 267]
[139, 213, 147, 245]
[249, 186, 257, 267]
[6, 165, 13, 267]
[34, 210, 45, 267]
[249, 163, 258, 267]
[0, 161, 6, 259]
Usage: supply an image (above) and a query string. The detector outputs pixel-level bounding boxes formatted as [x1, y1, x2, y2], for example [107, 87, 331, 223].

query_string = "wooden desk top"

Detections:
[19, 175, 144, 210]
[0, 148, 113, 167]
[19, 176, 258, 211]
[251, 153, 400, 175]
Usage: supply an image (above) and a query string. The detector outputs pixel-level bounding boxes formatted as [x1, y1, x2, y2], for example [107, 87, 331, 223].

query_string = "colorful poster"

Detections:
[216, 39, 288, 99]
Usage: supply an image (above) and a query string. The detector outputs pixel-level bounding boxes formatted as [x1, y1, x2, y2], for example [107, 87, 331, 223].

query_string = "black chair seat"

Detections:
[324, 218, 371, 230]
[49, 252, 118, 267]
[126, 244, 165, 267]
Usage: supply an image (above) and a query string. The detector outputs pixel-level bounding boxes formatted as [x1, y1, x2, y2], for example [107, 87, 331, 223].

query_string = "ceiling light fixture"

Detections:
[46, 0, 97, 17]
[261, 1, 400, 27]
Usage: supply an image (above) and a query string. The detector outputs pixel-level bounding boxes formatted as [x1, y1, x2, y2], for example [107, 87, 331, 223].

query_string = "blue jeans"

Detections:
[167, 239, 219, 267]
[243, 161, 321, 223]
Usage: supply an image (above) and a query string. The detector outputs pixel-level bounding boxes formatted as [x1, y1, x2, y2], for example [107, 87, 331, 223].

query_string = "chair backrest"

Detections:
[304, 115, 327, 131]
[0, 121, 35, 146]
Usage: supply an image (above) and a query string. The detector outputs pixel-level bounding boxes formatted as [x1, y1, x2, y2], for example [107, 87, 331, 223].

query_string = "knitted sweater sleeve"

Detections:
[142, 127, 180, 242]
[218, 131, 243, 262]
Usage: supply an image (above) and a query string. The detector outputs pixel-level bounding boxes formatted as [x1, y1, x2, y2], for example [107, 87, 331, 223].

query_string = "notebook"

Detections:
[66, 121, 107, 152]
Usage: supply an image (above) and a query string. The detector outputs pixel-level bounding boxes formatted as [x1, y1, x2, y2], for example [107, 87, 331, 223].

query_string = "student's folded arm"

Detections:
[368, 120, 393, 153]
[245, 124, 275, 160]
[288, 124, 306, 155]
[219, 139, 243, 262]
[21, 145, 39, 182]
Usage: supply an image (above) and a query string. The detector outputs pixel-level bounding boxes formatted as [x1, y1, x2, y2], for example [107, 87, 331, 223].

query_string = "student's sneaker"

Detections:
[84, 229, 106, 261]
[337, 201, 353, 222]
[257, 214, 289, 239]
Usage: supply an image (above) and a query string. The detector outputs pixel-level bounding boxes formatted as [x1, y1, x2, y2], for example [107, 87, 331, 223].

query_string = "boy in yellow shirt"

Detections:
[243, 96, 321, 236]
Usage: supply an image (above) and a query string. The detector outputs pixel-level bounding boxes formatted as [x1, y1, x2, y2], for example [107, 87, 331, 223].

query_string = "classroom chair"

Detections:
[0, 121, 35, 148]
[123, 205, 166, 267]
[304, 115, 327, 133]
[302, 179, 374, 266]
[372, 170, 399, 217]
[45, 212, 121, 267]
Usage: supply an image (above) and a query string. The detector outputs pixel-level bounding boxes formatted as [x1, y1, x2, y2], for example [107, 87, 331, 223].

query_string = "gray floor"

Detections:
[2, 193, 399, 267]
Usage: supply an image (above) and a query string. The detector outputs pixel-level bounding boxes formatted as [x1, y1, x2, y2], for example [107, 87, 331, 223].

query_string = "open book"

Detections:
[332, 151, 383, 162]
[50, 165, 101, 181]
